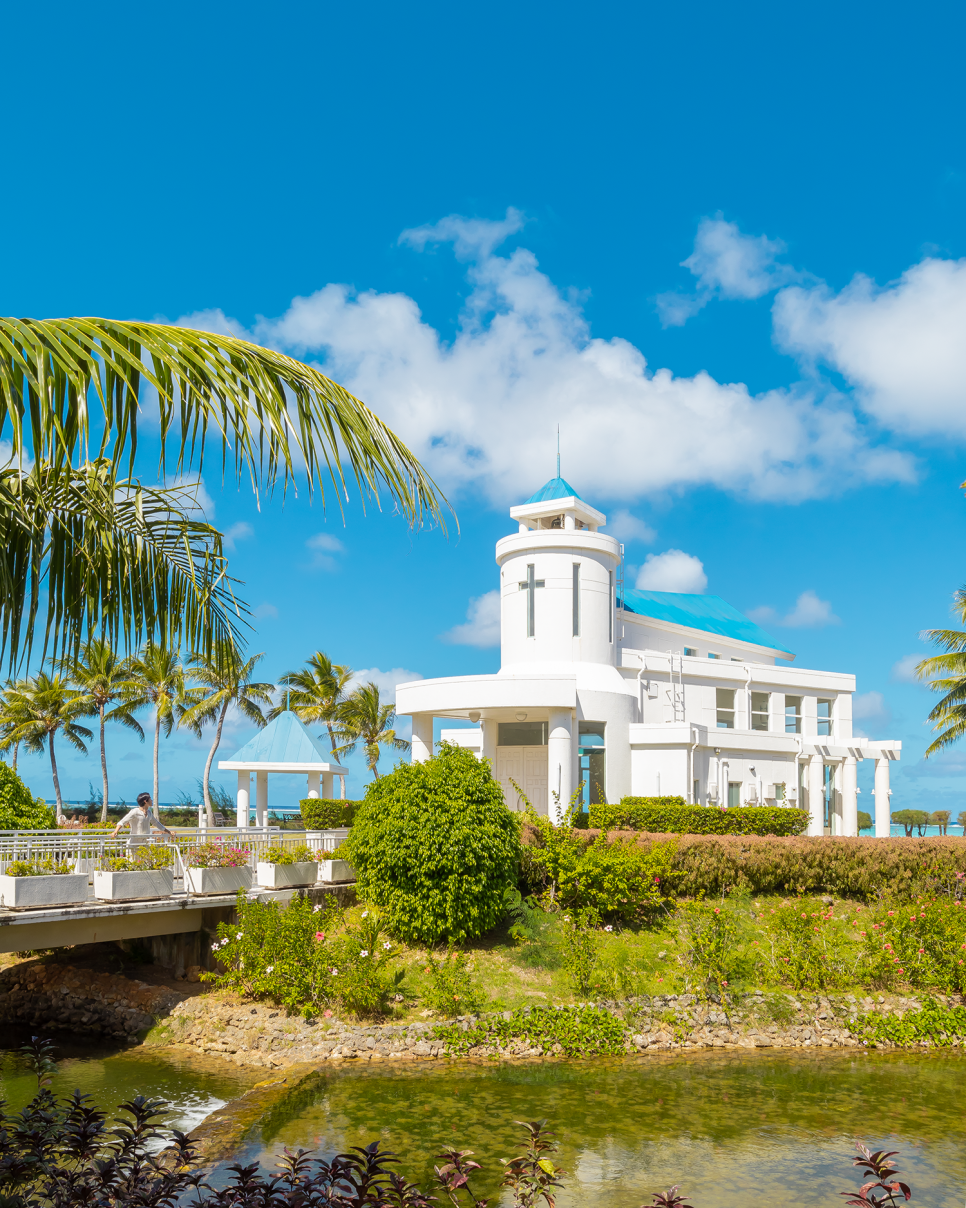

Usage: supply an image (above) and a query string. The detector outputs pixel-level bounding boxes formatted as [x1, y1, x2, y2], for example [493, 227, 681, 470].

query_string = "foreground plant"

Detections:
[841, 1143, 911, 1206]
[499, 1120, 565, 1208]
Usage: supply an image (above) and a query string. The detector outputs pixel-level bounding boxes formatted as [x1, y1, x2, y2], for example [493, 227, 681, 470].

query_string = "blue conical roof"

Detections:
[525, 476, 582, 503]
[227, 710, 331, 764]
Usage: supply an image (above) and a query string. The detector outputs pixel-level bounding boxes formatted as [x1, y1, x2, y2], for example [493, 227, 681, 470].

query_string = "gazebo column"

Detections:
[411, 715, 433, 763]
[841, 757, 858, 836]
[807, 755, 825, 836]
[306, 772, 320, 799]
[874, 757, 891, 837]
[256, 771, 268, 828]
[321, 771, 334, 798]
[236, 772, 251, 829]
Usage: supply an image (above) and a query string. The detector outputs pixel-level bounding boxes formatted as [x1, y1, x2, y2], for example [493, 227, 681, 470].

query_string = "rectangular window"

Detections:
[728, 781, 741, 808]
[572, 564, 580, 637]
[775, 782, 785, 801]
[497, 721, 548, 746]
[708, 652, 720, 660]
[684, 647, 697, 657]
[817, 698, 833, 737]
[751, 691, 770, 732]
[693, 779, 700, 803]
[608, 571, 614, 643]
[716, 688, 735, 729]
[785, 696, 802, 734]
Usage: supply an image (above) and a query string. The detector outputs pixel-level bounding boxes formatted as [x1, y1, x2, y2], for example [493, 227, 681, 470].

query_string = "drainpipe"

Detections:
[743, 663, 753, 730]
[637, 654, 648, 722]
[688, 728, 700, 804]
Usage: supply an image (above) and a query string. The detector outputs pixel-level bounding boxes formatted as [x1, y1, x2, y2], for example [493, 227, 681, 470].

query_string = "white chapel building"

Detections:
[396, 477, 900, 838]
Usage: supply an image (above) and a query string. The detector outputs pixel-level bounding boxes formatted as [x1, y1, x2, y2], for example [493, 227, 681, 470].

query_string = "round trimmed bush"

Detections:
[0, 763, 54, 829]
[344, 743, 520, 943]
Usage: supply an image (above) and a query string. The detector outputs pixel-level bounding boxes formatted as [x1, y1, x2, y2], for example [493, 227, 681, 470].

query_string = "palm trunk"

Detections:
[12, 742, 18, 773]
[203, 701, 229, 828]
[153, 709, 161, 822]
[99, 704, 109, 824]
[49, 730, 63, 816]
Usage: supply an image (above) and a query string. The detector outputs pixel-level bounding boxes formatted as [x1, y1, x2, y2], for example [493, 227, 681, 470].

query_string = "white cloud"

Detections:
[773, 256, 966, 438]
[223, 521, 254, 551]
[253, 602, 278, 619]
[748, 589, 839, 629]
[608, 509, 657, 544]
[305, 532, 345, 571]
[635, 550, 707, 594]
[400, 207, 526, 261]
[891, 653, 925, 683]
[852, 690, 892, 724]
[657, 215, 801, 326]
[349, 667, 423, 703]
[442, 590, 501, 647]
[180, 215, 912, 508]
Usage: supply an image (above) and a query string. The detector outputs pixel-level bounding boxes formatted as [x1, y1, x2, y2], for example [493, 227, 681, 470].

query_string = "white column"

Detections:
[841, 757, 857, 836]
[256, 770, 268, 828]
[411, 715, 433, 763]
[236, 771, 251, 829]
[339, 775, 346, 800]
[874, 758, 891, 837]
[548, 709, 573, 825]
[807, 755, 824, 836]
[719, 759, 729, 808]
[306, 772, 320, 799]
[321, 771, 334, 799]
[481, 718, 497, 769]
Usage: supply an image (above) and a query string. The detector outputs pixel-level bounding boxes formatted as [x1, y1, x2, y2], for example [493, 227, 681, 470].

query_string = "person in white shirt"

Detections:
[111, 792, 173, 851]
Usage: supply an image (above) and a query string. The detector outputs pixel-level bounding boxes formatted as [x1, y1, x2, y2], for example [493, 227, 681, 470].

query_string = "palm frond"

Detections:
[0, 317, 447, 529]
[0, 459, 241, 666]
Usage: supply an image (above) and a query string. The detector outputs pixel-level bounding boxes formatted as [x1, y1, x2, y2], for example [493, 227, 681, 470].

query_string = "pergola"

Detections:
[218, 710, 348, 827]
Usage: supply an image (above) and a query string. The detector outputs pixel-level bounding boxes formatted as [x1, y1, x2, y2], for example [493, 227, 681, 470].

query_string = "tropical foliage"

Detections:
[1, 674, 92, 812]
[917, 586, 966, 756]
[0, 762, 53, 829]
[335, 681, 409, 778]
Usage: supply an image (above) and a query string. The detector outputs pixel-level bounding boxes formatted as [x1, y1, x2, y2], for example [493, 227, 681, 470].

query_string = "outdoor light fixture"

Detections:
[515, 712, 527, 721]
[469, 712, 480, 722]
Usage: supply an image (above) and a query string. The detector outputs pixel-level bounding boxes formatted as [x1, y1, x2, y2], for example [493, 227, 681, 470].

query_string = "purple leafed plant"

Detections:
[840, 1143, 912, 1206]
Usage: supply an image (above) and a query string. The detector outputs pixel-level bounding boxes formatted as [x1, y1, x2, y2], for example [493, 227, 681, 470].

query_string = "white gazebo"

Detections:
[218, 710, 348, 827]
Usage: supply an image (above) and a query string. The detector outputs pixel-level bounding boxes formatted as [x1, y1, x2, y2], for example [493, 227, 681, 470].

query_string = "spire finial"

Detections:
[556, 425, 560, 478]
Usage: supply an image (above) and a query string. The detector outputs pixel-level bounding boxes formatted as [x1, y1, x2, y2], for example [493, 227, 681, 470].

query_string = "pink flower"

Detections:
[315, 932, 325, 941]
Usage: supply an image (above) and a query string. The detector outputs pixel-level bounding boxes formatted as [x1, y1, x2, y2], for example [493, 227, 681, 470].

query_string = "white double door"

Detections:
[495, 745, 548, 815]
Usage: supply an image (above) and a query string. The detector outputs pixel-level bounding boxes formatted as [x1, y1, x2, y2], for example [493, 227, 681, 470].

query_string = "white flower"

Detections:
[383, 942, 392, 950]
[313, 904, 322, 913]
[604, 925, 613, 932]
[266, 965, 274, 973]
[360, 950, 369, 957]
[330, 968, 339, 976]
[361, 910, 369, 918]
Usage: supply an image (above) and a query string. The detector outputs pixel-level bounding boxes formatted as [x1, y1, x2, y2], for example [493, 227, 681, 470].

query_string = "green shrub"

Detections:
[681, 900, 745, 993]
[593, 799, 810, 836]
[857, 810, 873, 832]
[857, 897, 966, 994]
[299, 799, 360, 829]
[103, 844, 173, 872]
[186, 841, 249, 868]
[0, 764, 54, 830]
[759, 896, 847, 990]
[343, 743, 520, 943]
[857, 996, 966, 1047]
[421, 947, 486, 1015]
[5, 858, 72, 876]
[433, 1004, 627, 1057]
[327, 908, 405, 1017]
[522, 816, 675, 921]
[261, 843, 314, 865]
[560, 909, 600, 995]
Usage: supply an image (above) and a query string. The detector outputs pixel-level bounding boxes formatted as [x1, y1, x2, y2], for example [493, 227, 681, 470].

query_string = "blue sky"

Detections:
[2, 0, 966, 812]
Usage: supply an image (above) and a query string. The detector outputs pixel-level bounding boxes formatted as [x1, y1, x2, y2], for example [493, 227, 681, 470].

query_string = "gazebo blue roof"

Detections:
[620, 589, 794, 657]
[525, 476, 583, 503]
[226, 710, 332, 765]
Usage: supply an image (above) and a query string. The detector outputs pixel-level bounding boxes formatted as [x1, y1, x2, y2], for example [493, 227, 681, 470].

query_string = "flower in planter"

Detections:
[188, 842, 249, 868]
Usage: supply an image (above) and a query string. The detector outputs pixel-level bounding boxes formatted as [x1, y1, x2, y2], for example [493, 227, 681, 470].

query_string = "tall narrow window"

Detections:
[785, 696, 802, 734]
[728, 782, 741, 808]
[817, 698, 833, 737]
[572, 563, 580, 637]
[608, 570, 614, 642]
[518, 564, 545, 638]
[751, 691, 770, 731]
[716, 688, 735, 728]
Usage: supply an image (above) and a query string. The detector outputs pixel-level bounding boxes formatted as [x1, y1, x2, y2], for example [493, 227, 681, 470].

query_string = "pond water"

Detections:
[0, 1033, 258, 1142]
[244, 1050, 966, 1208]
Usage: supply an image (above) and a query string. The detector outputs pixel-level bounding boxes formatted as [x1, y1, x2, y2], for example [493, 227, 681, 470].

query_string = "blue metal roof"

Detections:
[620, 589, 794, 656]
[227, 710, 332, 764]
[525, 476, 583, 503]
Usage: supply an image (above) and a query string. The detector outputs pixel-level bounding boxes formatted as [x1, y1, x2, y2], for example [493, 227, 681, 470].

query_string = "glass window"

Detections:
[572, 564, 580, 637]
[708, 652, 720, 660]
[817, 698, 833, 737]
[775, 782, 785, 801]
[751, 691, 769, 732]
[785, 696, 802, 734]
[693, 779, 700, 802]
[728, 782, 741, 808]
[684, 647, 697, 657]
[716, 688, 735, 729]
[497, 721, 548, 746]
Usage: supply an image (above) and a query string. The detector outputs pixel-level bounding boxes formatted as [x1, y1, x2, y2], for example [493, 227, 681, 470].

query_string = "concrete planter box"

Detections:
[93, 868, 174, 901]
[184, 865, 252, 896]
[318, 858, 355, 883]
[256, 861, 318, 889]
[0, 872, 88, 910]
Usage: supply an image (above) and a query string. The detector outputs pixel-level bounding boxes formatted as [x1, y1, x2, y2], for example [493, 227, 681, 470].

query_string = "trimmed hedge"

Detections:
[592, 798, 810, 836]
[0, 764, 53, 829]
[299, 799, 361, 829]
[549, 830, 966, 901]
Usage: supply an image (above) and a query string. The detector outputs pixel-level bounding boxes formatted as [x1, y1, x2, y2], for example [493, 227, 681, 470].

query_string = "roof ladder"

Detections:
[668, 650, 685, 722]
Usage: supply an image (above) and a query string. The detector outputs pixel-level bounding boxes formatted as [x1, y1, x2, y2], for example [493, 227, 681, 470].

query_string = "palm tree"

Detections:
[180, 641, 274, 827]
[271, 651, 353, 797]
[64, 638, 144, 823]
[5, 674, 92, 816]
[335, 682, 410, 780]
[126, 644, 187, 822]
[0, 678, 27, 771]
[0, 318, 447, 667]
[917, 589, 966, 756]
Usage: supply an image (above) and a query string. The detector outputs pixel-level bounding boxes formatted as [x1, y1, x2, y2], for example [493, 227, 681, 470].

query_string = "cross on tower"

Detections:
[518, 563, 545, 637]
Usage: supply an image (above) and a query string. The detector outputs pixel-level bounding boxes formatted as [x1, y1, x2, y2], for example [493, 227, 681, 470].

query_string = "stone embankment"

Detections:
[155, 989, 942, 1068]
[0, 960, 185, 1039]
